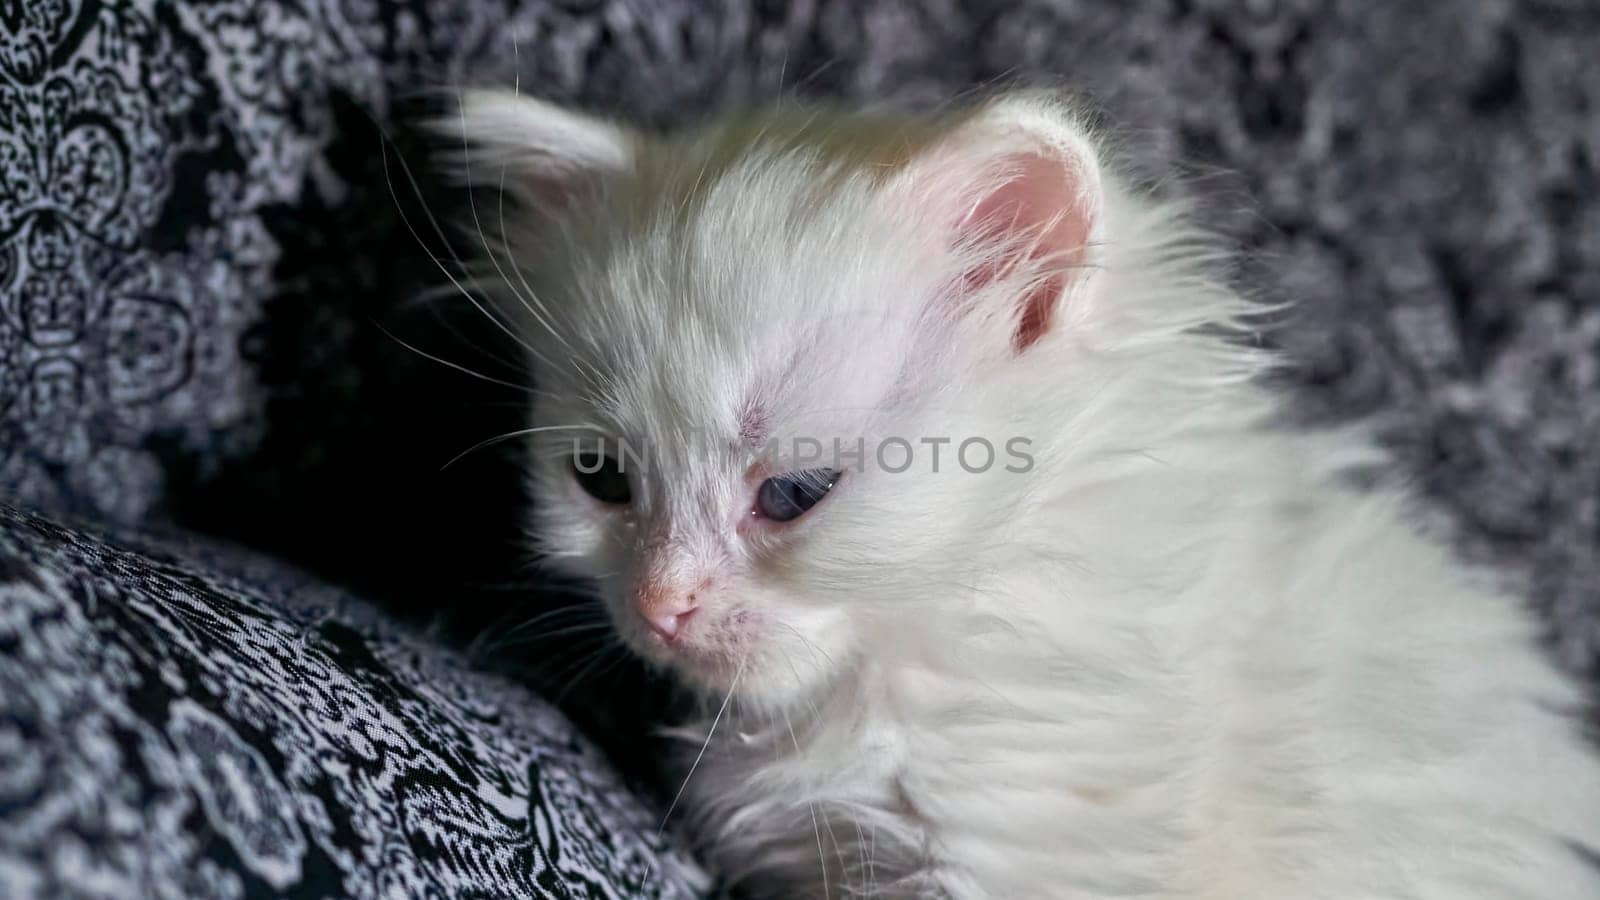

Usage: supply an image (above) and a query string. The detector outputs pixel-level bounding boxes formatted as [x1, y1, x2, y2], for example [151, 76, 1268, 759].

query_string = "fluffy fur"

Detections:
[443, 89, 1600, 898]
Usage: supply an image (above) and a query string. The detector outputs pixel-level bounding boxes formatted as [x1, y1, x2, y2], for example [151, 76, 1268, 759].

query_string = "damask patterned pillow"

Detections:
[0, 504, 707, 898]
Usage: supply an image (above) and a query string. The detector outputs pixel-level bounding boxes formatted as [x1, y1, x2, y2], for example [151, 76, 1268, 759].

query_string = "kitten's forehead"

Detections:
[547, 145, 931, 445]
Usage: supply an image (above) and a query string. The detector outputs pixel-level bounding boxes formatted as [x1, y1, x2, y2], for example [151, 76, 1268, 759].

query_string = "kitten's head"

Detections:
[450, 91, 1106, 709]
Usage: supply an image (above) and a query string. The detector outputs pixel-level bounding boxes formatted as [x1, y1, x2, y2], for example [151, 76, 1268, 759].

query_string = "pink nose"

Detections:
[646, 604, 698, 642]
[637, 583, 700, 643]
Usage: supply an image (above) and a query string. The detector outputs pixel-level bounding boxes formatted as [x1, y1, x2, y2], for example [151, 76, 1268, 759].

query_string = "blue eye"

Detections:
[755, 469, 839, 522]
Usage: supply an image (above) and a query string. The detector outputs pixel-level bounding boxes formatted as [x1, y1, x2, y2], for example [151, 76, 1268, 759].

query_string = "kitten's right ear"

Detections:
[882, 93, 1102, 357]
[434, 90, 633, 209]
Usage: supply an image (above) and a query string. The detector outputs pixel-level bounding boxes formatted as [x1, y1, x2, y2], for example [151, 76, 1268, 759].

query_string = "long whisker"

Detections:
[372, 320, 540, 395]
[785, 708, 832, 900]
[497, 166, 574, 351]
[375, 112, 547, 365]
[538, 635, 626, 686]
[555, 642, 629, 704]
[507, 619, 613, 643]
[417, 279, 535, 377]
[368, 115, 541, 379]
[496, 604, 607, 640]
[440, 423, 604, 470]
[658, 655, 745, 838]
[454, 90, 575, 358]
[503, 21, 576, 358]
[777, 621, 837, 672]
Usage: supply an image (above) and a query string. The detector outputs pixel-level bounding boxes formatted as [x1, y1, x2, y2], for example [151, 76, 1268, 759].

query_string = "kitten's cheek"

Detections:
[531, 496, 605, 561]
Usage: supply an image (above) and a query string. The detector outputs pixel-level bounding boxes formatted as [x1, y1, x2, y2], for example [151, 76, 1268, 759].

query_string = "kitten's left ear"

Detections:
[438, 90, 633, 209]
[890, 93, 1103, 355]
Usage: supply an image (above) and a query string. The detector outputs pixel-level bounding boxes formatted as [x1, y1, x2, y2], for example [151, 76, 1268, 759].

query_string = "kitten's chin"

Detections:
[658, 645, 745, 695]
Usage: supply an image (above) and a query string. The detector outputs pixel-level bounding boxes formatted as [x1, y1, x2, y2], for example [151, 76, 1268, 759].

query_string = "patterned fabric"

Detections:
[0, 504, 705, 898]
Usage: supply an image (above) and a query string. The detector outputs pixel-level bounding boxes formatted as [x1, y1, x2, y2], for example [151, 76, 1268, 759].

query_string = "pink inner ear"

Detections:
[962, 151, 1095, 353]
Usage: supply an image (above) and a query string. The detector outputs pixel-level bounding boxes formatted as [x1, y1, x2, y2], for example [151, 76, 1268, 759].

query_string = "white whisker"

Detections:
[371, 320, 538, 395]
[375, 111, 547, 369]
[440, 423, 604, 470]
[658, 654, 745, 839]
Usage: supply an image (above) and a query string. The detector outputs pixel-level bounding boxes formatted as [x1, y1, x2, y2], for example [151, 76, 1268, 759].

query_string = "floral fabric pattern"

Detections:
[0, 504, 705, 898]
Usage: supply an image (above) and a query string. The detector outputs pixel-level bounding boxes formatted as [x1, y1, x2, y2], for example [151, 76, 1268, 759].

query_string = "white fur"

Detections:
[446, 90, 1600, 899]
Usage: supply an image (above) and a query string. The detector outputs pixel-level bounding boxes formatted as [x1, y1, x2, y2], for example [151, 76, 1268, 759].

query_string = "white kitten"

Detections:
[445, 90, 1600, 899]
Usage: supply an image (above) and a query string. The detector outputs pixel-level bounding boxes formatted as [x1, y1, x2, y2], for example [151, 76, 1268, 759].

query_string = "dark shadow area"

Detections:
[162, 91, 673, 785]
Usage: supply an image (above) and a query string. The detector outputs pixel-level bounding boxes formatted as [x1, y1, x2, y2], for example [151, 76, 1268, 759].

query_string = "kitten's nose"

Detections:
[637, 582, 701, 643]
[646, 604, 698, 642]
